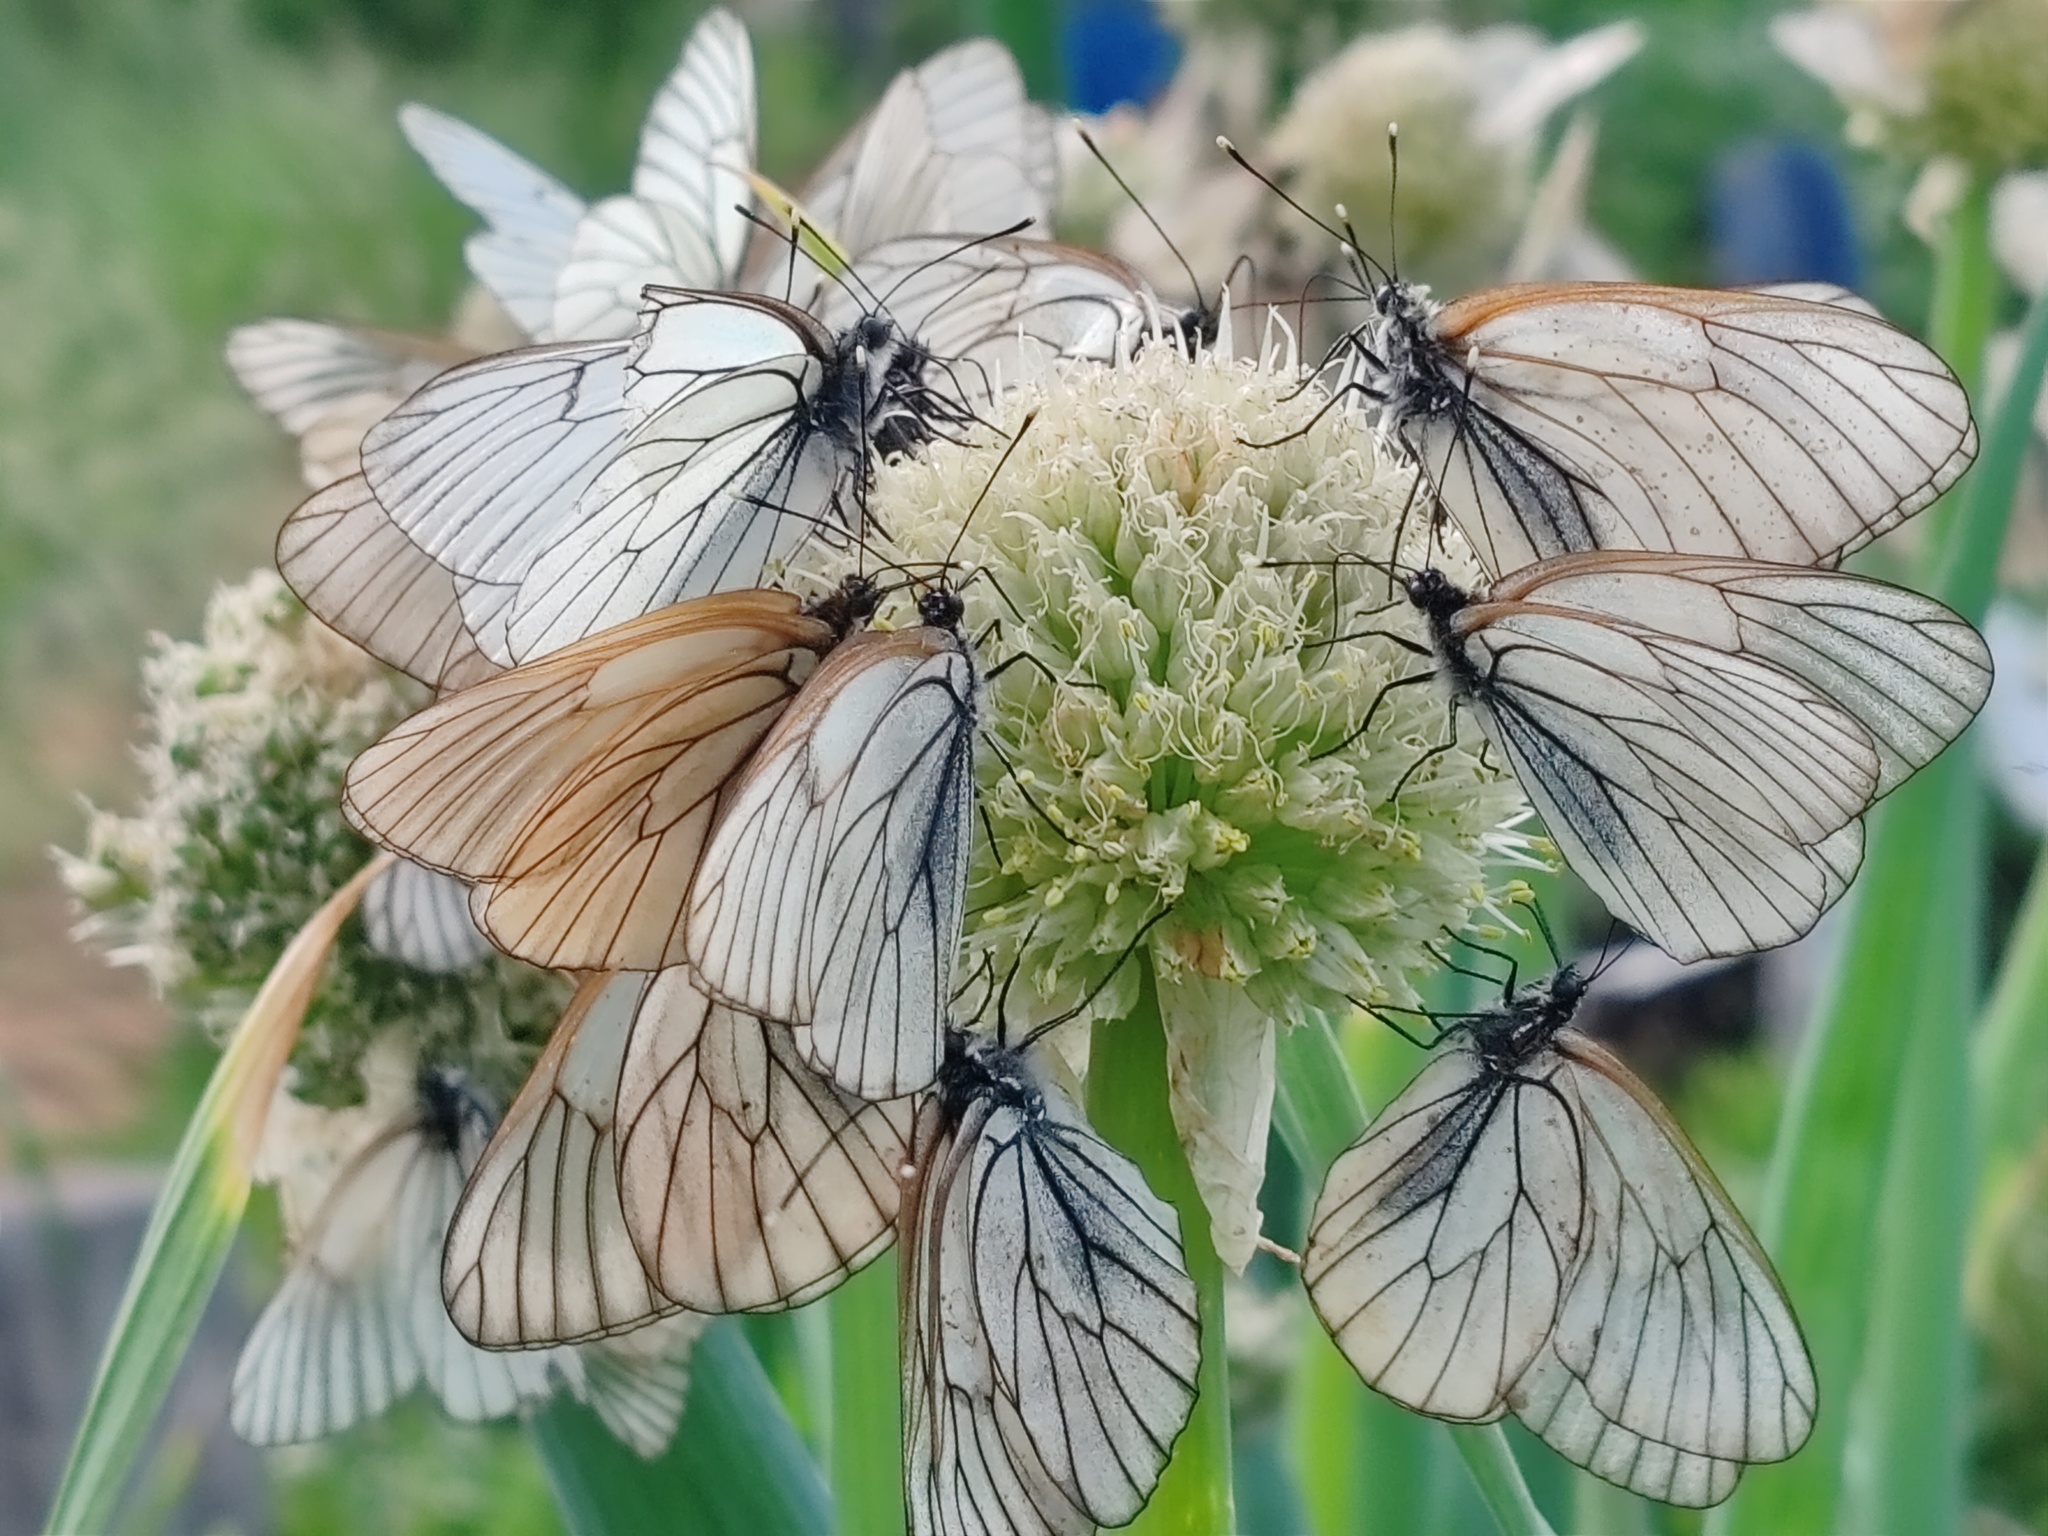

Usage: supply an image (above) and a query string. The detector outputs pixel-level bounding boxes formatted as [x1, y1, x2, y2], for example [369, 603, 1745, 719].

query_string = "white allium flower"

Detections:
[851, 347, 1532, 1268]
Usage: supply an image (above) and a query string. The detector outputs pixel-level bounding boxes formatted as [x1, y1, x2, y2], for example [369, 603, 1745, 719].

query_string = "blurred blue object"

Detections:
[1061, 0, 1179, 112]
[1708, 139, 1862, 289]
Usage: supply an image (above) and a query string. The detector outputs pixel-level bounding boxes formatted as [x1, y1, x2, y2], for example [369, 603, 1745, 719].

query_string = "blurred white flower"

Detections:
[847, 346, 1532, 1268]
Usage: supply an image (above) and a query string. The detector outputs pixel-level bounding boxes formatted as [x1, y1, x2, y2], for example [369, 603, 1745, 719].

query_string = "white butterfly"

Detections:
[1396, 550, 1991, 961]
[231, 1067, 696, 1454]
[360, 856, 494, 975]
[352, 239, 1152, 670]
[1303, 963, 1816, 1506]
[1336, 279, 1978, 577]
[400, 8, 754, 344]
[684, 587, 981, 1100]
[901, 1031, 1201, 1535]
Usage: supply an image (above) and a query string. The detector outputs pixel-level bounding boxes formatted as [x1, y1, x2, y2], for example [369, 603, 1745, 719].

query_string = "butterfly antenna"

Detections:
[1386, 122, 1402, 284]
[942, 408, 1039, 573]
[1077, 126, 1204, 311]
[1217, 137, 1347, 246]
[874, 220, 1036, 319]
[1011, 904, 1177, 1054]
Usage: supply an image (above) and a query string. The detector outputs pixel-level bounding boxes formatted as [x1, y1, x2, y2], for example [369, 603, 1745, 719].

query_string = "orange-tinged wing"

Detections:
[344, 590, 837, 969]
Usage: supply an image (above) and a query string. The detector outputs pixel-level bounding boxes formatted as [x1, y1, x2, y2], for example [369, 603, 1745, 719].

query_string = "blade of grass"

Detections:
[1273, 1012, 1557, 1536]
[529, 1321, 830, 1536]
[44, 855, 390, 1535]
[828, 1251, 905, 1535]
[1716, 183, 2023, 1536]
[1088, 969, 1235, 1536]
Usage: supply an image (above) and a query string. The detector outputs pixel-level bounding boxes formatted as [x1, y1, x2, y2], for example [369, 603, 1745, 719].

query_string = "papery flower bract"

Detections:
[55, 570, 565, 1105]
[837, 346, 1532, 1268]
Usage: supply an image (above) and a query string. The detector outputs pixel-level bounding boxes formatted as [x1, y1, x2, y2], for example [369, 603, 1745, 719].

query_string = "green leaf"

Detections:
[528, 1322, 829, 1536]
[829, 1251, 906, 1536]
[45, 858, 388, 1535]
[1088, 969, 1237, 1536]
[1715, 184, 2029, 1536]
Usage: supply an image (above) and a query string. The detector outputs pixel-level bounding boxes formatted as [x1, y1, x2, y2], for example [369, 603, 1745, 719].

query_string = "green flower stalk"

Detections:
[849, 343, 1533, 1268]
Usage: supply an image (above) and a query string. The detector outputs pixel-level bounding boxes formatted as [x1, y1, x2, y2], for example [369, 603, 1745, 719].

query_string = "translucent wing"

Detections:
[1399, 282, 1978, 576]
[815, 236, 1158, 409]
[614, 966, 915, 1312]
[577, 1316, 704, 1457]
[275, 472, 500, 692]
[1300, 1046, 1585, 1423]
[685, 626, 979, 1099]
[444, 973, 692, 1345]
[794, 40, 1051, 261]
[400, 103, 587, 340]
[901, 1073, 1201, 1535]
[226, 320, 471, 487]
[1505, 1033, 1816, 1506]
[361, 859, 494, 974]
[231, 1121, 434, 1444]
[343, 592, 835, 970]
[358, 339, 632, 666]
[550, 10, 758, 340]
[1487, 552, 1993, 797]
[504, 292, 837, 662]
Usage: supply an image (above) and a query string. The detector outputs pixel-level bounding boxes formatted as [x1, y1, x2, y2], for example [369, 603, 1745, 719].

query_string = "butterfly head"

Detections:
[917, 585, 966, 633]
[1470, 963, 1586, 1075]
[803, 573, 884, 639]
[1402, 566, 1470, 625]
[938, 1027, 1043, 1129]
[416, 1067, 490, 1156]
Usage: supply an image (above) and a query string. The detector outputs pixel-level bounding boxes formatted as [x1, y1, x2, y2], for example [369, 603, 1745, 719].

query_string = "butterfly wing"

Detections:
[614, 966, 914, 1312]
[902, 1077, 1200, 1535]
[343, 592, 835, 970]
[399, 104, 587, 341]
[1408, 282, 1977, 576]
[796, 40, 1050, 262]
[575, 1315, 705, 1457]
[504, 292, 839, 662]
[1487, 553, 1991, 797]
[551, 10, 758, 339]
[685, 626, 978, 1099]
[226, 320, 472, 487]
[231, 1121, 434, 1444]
[275, 472, 500, 692]
[443, 973, 693, 1345]
[1302, 1044, 1586, 1423]
[1447, 574, 1885, 961]
[1504, 1032, 1816, 1506]
[361, 859, 494, 974]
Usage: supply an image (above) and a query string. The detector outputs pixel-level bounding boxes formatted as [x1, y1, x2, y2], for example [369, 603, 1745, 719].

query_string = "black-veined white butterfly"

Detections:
[346, 234, 1150, 670]
[1336, 278, 1977, 576]
[901, 1027, 1201, 1535]
[400, 8, 754, 343]
[360, 856, 494, 975]
[1302, 956, 1816, 1506]
[341, 582, 878, 972]
[231, 1065, 696, 1453]
[1389, 550, 1991, 961]
[684, 584, 981, 1101]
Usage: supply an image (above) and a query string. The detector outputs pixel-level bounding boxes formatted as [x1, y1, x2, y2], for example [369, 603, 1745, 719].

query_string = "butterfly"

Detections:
[1390, 550, 1992, 962]
[231, 1064, 696, 1453]
[1301, 957, 1816, 1506]
[1334, 278, 1977, 577]
[399, 7, 755, 343]
[359, 855, 494, 975]
[347, 234, 1157, 671]
[341, 582, 878, 972]
[683, 584, 982, 1100]
[900, 1026, 1202, 1536]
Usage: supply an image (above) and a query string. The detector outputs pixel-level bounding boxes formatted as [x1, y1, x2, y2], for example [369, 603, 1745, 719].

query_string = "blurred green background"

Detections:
[0, 0, 2027, 1532]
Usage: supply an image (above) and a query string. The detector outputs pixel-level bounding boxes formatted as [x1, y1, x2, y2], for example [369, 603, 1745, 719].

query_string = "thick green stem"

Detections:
[1976, 844, 2048, 1190]
[828, 1251, 905, 1536]
[1087, 969, 1234, 1536]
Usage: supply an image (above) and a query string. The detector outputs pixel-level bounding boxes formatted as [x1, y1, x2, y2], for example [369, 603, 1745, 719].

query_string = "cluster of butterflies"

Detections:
[217, 4, 1996, 1522]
